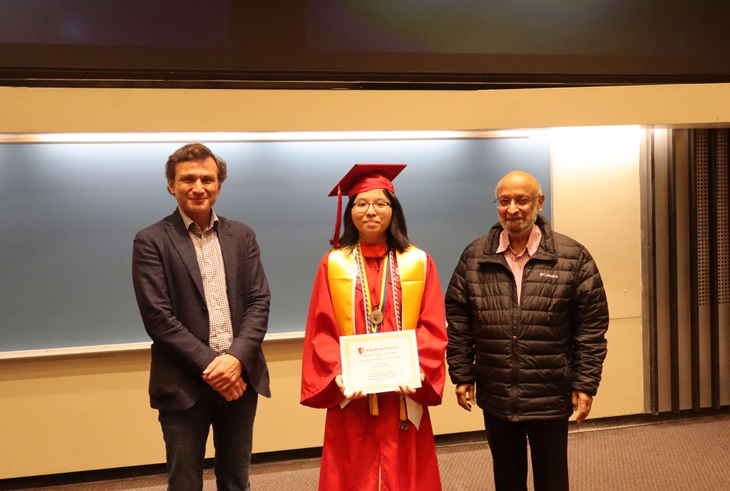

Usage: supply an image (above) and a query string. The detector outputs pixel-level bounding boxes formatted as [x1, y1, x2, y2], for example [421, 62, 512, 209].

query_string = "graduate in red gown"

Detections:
[301, 164, 448, 491]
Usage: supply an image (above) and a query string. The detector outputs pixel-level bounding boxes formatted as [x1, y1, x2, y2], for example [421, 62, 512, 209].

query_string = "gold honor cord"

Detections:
[354, 244, 410, 426]
[354, 244, 386, 417]
[355, 243, 397, 334]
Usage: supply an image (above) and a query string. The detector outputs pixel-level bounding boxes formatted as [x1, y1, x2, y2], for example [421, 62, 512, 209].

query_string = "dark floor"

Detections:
[6, 414, 730, 491]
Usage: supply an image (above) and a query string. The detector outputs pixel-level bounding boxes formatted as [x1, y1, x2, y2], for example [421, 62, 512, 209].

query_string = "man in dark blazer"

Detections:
[132, 143, 270, 491]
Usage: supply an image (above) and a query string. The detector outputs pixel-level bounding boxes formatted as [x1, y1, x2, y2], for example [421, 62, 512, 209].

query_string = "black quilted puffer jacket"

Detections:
[445, 215, 608, 421]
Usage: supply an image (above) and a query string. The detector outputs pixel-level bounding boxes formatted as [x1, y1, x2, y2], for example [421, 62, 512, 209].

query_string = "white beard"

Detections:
[500, 205, 538, 235]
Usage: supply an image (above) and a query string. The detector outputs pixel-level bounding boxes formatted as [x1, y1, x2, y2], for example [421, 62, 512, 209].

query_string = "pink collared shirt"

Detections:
[496, 225, 542, 305]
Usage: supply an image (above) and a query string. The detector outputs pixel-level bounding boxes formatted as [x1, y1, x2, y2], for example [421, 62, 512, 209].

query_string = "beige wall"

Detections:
[4, 84, 730, 133]
[2, 83, 730, 479]
[550, 126, 644, 418]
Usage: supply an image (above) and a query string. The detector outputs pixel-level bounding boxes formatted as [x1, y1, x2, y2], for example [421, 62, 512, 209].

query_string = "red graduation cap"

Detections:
[329, 163, 406, 247]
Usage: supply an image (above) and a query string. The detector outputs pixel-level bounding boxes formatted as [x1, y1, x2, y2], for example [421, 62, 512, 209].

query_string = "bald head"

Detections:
[495, 170, 545, 238]
[495, 170, 542, 198]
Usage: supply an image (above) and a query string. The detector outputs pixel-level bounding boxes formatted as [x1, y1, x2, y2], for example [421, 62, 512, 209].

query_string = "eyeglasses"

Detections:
[353, 201, 391, 212]
[494, 195, 540, 209]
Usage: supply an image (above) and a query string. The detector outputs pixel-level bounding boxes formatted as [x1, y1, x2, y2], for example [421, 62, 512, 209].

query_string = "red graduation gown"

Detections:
[301, 243, 447, 491]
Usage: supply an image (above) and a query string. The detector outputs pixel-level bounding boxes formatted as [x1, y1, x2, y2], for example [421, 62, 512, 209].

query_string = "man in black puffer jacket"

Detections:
[445, 170, 608, 491]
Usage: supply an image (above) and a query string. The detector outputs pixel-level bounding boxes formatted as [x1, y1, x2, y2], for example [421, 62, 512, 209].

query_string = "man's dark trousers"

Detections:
[483, 412, 569, 491]
[159, 385, 259, 491]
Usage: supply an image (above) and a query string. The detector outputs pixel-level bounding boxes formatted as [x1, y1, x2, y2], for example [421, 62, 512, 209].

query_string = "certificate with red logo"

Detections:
[340, 330, 421, 394]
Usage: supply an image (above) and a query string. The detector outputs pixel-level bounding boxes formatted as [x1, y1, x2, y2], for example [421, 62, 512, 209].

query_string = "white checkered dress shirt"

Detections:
[497, 224, 542, 306]
[179, 208, 234, 354]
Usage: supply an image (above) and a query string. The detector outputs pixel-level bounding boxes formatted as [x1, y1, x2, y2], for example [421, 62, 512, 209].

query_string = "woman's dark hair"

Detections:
[337, 189, 410, 253]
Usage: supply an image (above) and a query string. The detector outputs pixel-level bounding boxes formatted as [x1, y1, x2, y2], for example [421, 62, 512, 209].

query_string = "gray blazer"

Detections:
[132, 209, 271, 410]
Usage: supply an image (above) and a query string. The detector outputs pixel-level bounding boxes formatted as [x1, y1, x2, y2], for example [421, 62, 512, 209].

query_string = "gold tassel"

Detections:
[399, 395, 409, 431]
[369, 394, 379, 416]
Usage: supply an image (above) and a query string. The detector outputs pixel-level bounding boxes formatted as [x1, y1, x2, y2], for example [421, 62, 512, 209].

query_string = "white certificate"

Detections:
[340, 330, 421, 394]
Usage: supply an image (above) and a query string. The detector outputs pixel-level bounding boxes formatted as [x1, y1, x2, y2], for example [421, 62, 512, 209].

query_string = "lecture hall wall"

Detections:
[2, 83, 730, 479]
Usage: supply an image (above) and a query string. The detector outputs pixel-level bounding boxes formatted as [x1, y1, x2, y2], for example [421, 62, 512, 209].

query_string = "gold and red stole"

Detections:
[327, 245, 427, 337]
[328, 245, 427, 425]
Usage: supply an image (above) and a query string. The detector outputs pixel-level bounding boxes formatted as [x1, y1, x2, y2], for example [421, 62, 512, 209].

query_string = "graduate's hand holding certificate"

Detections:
[335, 374, 366, 400]
[394, 371, 425, 396]
[339, 330, 421, 395]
